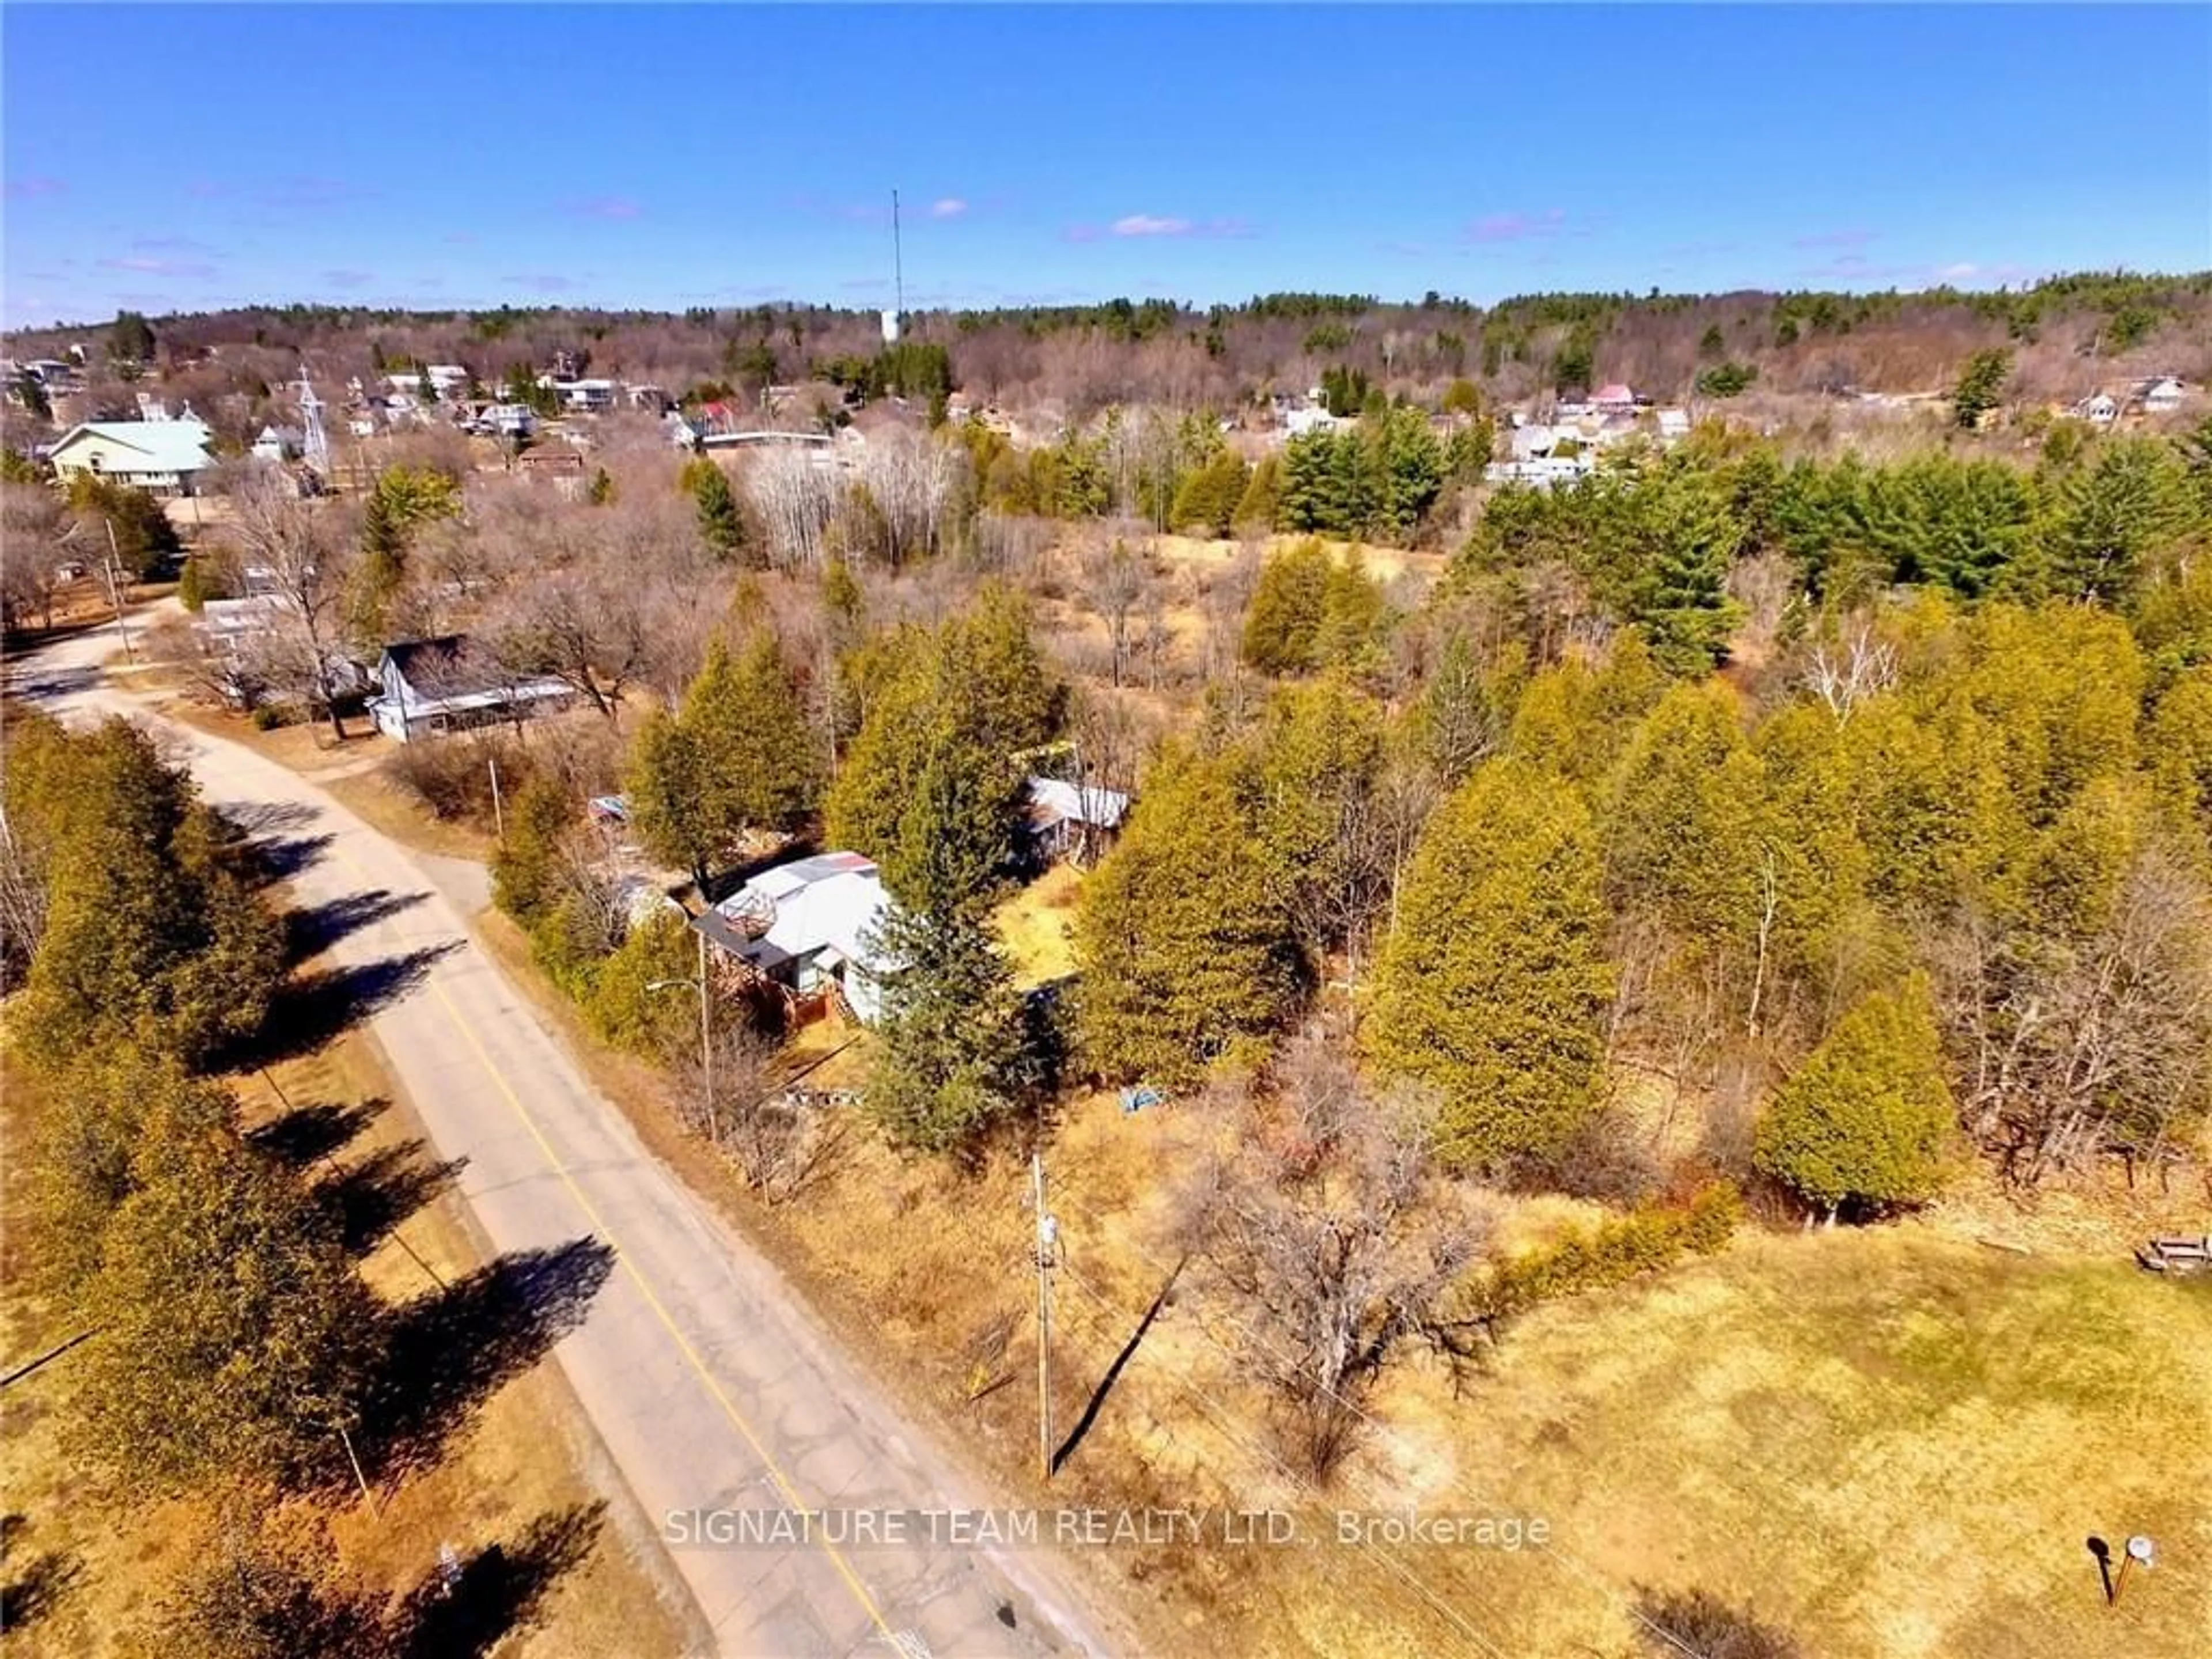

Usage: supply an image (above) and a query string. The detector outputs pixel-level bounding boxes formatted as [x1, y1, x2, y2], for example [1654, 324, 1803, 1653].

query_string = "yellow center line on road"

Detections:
[328, 844, 895, 1646]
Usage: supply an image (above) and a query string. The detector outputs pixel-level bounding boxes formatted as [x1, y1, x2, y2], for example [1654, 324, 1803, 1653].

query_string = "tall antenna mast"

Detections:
[296, 365, 329, 477]
[876, 190, 906, 346]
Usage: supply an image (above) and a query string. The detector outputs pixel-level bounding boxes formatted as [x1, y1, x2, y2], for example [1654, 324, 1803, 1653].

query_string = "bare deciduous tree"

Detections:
[482, 565, 649, 721]
[219, 462, 361, 740]
[854, 428, 955, 567]
[1937, 843, 2212, 1183]
[1, 481, 70, 631]
[1173, 1033, 1484, 1479]
[1080, 535, 1150, 688]
[1801, 614, 1899, 719]
[669, 1023, 851, 1199]
[746, 448, 839, 571]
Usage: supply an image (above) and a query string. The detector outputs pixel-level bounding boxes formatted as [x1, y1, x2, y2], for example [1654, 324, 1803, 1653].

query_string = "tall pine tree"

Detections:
[1074, 745, 1302, 1085]
[1366, 759, 1614, 1170]
[626, 634, 820, 892]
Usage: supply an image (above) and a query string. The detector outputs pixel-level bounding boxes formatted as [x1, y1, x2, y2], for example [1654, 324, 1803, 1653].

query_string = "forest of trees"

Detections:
[0, 719, 410, 1650]
[461, 405, 2212, 1221]
[7, 270, 2206, 469]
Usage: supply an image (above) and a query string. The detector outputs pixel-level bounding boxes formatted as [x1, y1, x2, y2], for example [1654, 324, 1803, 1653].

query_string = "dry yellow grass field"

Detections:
[994, 861, 1085, 987]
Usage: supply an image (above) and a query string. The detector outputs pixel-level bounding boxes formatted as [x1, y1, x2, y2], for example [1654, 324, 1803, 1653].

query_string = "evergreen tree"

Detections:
[1240, 538, 1332, 673]
[13, 717, 283, 1071]
[1628, 465, 1745, 674]
[2147, 667, 2212, 863]
[682, 456, 750, 562]
[824, 588, 1059, 883]
[28, 1051, 233, 1290]
[1601, 681, 1770, 951]
[1313, 547, 1387, 673]
[1366, 759, 1613, 1171]
[1246, 677, 1391, 963]
[490, 771, 574, 924]
[823, 553, 865, 626]
[1552, 335, 1595, 396]
[1369, 404, 1445, 539]
[353, 465, 459, 637]
[2042, 437, 2188, 604]
[1754, 978, 1955, 1219]
[1444, 416, 1495, 482]
[1950, 348, 2012, 429]
[585, 910, 702, 1059]
[75, 1090, 380, 1494]
[866, 756, 1036, 1152]
[1414, 632, 1525, 785]
[1074, 746, 1302, 1085]
[1234, 452, 1283, 531]
[1169, 448, 1249, 537]
[1506, 632, 1666, 785]
[68, 475, 182, 579]
[177, 555, 211, 612]
[626, 634, 819, 891]
[109, 308, 156, 363]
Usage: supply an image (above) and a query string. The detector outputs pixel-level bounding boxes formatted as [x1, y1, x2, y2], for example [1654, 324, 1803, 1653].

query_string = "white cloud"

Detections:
[97, 255, 216, 278]
[1112, 214, 1191, 238]
[929, 197, 968, 219]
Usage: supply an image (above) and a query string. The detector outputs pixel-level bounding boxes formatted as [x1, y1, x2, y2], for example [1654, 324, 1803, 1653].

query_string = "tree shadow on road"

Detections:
[284, 887, 430, 964]
[362, 1237, 616, 1480]
[249, 831, 338, 885]
[219, 799, 322, 839]
[227, 941, 461, 1068]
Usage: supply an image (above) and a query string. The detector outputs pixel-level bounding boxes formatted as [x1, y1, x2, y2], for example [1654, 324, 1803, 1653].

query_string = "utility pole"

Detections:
[1032, 1152, 1057, 1480]
[648, 940, 715, 1145]
[100, 516, 135, 664]
[696, 925, 715, 1143]
[487, 756, 506, 841]
[336, 1420, 376, 1514]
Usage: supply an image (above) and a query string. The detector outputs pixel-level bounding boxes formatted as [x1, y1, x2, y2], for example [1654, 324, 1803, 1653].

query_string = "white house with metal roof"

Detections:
[1025, 775, 1131, 866]
[691, 851, 893, 1022]
[48, 418, 214, 494]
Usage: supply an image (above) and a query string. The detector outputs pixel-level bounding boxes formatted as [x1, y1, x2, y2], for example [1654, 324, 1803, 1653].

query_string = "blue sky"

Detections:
[4, 4, 2207, 327]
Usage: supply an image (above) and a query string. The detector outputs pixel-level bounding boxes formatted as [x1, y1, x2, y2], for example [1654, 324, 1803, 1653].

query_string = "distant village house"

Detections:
[367, 634, 574, 744]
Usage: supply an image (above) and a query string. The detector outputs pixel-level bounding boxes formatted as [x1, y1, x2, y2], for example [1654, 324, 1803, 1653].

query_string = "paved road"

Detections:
[6, 621, 1116, 1659]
